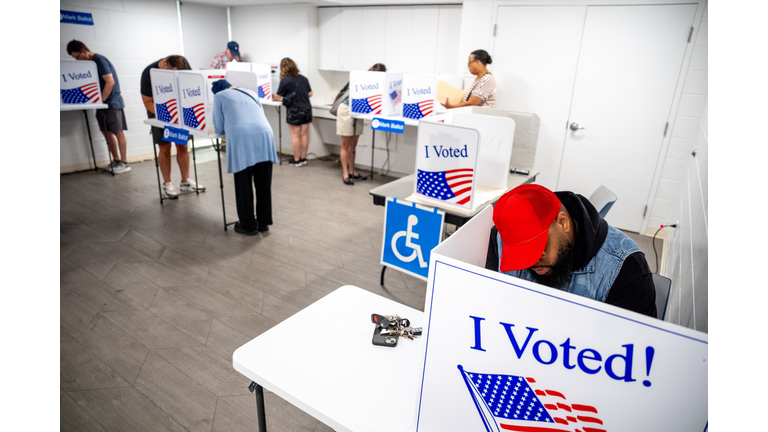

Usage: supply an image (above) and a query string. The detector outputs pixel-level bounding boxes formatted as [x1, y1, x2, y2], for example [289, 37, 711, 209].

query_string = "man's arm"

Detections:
[605, 252, 657, 318]
[102, 73, 115, 101]
[141, 94, 155, 115]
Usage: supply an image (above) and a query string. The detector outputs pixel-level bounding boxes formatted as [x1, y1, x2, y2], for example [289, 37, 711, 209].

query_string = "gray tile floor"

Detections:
[60, 149, 661, 431]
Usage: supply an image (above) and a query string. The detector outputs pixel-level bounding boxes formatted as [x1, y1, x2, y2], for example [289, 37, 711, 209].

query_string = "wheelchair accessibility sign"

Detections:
[381, 198, 445, 280]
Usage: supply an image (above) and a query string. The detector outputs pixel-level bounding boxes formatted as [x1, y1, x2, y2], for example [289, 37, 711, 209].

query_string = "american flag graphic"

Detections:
[417, 168, 474, 205]
[351, 95, 383, 114]
[390, 90, 402, 106]
[258, 82, 271, 99]
[403, 100, 434, 119]
[183, 103, 205, 130]
[459, 366, 606, 432]
[156, 99, 178, 124]
[61, 82, 100, 104]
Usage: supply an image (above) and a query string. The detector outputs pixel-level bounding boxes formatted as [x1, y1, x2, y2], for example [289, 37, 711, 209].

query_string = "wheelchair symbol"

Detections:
[391, 214, 427, 268]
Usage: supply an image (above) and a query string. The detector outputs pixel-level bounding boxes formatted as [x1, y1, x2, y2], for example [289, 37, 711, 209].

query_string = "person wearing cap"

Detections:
[210, 42, 242, 69]
[486, 184, 657, 317]
[212, 79, 278, 235]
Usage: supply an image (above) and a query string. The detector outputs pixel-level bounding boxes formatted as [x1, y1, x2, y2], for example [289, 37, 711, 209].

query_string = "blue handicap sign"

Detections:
[163, 126, 189, 145]
[381, 198, 445, 280]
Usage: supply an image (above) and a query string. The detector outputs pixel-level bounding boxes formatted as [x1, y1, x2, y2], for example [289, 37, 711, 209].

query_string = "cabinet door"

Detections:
[361, 7, 387, 71]
[318, 7, 340, 71]
[339, 7, 363, 71]
[384, 6, 412, 73]
[435, 5, 462, 75]
[408, 6, 439, 74]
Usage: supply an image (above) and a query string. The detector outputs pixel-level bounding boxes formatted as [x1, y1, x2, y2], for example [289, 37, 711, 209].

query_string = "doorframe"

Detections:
[489, 0, 707, 234]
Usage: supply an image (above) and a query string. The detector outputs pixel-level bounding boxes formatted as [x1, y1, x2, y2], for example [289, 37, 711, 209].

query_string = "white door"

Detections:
[557, 5, 697, 231]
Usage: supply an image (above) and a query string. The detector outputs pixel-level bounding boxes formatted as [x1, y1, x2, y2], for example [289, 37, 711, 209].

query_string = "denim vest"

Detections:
[497, 226, 641, 302]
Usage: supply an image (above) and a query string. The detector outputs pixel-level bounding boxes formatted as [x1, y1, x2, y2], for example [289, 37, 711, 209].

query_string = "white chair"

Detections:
[589, 185, 618, 219]
[652, 273, 671, 320]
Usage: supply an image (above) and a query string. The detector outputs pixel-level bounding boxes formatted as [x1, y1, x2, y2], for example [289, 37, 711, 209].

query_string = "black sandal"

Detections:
[343, 176, 354, 185]
[352, 173, 363, 180]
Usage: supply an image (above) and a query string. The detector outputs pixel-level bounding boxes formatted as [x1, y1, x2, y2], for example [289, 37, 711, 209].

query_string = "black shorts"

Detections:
[286, 106, 312, 126]
[96, 108, 127, 134]
[151, 126, 173, 145]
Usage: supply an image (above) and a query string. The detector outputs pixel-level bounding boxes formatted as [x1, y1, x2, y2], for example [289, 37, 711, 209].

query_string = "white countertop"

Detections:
[60, 103, 108, 111]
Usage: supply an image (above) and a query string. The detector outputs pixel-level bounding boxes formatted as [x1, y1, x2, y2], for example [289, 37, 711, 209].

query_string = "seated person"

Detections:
[486, 184, 656, 317]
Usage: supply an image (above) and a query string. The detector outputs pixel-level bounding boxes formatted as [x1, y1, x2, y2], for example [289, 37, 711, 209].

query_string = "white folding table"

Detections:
[233, 286, 424, 432]
[60, 103, 113, 175]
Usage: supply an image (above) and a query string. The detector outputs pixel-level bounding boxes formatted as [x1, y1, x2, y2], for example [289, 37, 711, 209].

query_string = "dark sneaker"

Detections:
[288, 158, 300, 166]
[299, 158, 308, 167]
[234, 222, 258, 236]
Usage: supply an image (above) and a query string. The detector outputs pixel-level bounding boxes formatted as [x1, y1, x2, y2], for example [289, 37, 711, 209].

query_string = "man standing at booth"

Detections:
[486, 184, 657, 317]
[210, 41, 241, 69]
[67, 40, 130, 174]
[140, 56, 205, 198]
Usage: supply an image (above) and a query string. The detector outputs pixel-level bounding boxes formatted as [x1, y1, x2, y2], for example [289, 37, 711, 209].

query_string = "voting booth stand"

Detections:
[146, 69, 201, 204]
[349, 71, 403, 116]
[401, 75, 438, 120]
[414, 207, 708, 431]
[60, 59, 113, 175]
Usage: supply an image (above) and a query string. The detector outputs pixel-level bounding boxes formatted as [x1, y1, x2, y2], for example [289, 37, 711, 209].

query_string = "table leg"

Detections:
[152, 142, 164, 205]
[83, 110, 98, 172]
[380, 266, 386, 286]
[249, 381, 268, 432]
[368, 129, 376, 180]
[191, 135, 199, 195]
[215, 139, 228, 231]
[277, 106, 283, 165]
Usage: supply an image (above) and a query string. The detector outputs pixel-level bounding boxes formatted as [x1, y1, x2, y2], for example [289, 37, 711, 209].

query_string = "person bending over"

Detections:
[212, 80, 278, 235]
[486, 184, 656, 317]
[140, 55, 205, 198]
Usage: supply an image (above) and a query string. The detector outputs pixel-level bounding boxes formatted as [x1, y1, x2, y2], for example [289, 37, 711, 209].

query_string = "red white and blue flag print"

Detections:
[351, 95, 382, 114]
[61, 82, 100, 104]
[390, 89, 402, 106]
[417, 168, 474, 205]
[258, 82, 271, 99]
[156, 99, 179, 124]
[183, 103, 205, 130]
[403, 100, 434, 119]
[459, 366, 606, 432]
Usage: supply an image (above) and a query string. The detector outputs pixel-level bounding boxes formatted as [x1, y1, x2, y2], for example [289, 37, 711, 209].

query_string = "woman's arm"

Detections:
[273, 94, 282, 101]
[308, 91, 313, 98]
[444, 95, 483, 109]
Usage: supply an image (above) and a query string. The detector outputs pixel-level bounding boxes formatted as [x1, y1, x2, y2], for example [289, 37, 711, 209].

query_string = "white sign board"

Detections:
[414, 122, 480, 212]
[149, 69, 180, 125]
[60, 59, 102, 105]
[178, 71, 209, 133]
[226, 70, 259, 94]
[415, 206, 708, 432]
[453, 113, 515, 190]
[202, 70, 226, 108]
[402, 75, 437, 120]
[349, 71, 403, 116]
[252, 63, 272, 101]
[226, 61, 252, 72]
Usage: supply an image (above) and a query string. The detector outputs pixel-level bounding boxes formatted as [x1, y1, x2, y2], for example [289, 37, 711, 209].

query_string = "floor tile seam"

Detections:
[147, 289, 215, 347]
[127, 364, 195, 431]
[60, 390, 113, 432]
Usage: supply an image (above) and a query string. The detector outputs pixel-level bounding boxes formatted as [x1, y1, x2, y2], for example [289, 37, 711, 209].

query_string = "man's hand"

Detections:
[102, 73, 115, 101]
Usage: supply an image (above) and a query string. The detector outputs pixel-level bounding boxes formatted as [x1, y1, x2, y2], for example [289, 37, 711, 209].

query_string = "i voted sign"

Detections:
[402, 75, 437, 120]
[178, 72, 208, 132]
[253, 63, 272, 100]
[60, 60, 101, 105]
[414, 122, 480, 211]
[163, 126, 189, 145]
[150, 69, 180, 125]
[381, 198, 444, 280]
[371, 118, 404, 134]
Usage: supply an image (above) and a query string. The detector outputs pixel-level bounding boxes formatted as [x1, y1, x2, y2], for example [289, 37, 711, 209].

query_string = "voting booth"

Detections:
[225, 61, 252, 72]
[349, 71, 403, 116]
[202, 70, 226, 107]
[226, 70, 259, 94]
[177, 71, 212, 133]
[401, 75, 437, 120]
[149, 69, 180, 125]
[414, 207, 708, 431]
[60, 59, 102, 106]
[251, 63, 272, 101]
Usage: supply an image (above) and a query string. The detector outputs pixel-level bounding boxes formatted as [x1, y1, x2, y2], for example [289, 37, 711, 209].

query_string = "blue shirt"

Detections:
[213, 88, 278, 173]
[92, 54, 124, 109]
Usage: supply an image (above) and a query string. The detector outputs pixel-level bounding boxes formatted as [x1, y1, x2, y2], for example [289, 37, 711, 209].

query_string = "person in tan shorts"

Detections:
[336, 63, 386, 185]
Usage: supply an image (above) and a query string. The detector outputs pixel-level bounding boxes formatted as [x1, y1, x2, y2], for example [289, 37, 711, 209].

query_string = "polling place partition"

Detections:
[177, 71, 212, 133]
[401, 75, 437, 120]
[415, 206, 708, 431]
[150, 69, 181, 125]
[202, 70, 226, 109]
[226, 61, 252, 72]
[349, 71, 403, 117]
[252, 63, 272, 101]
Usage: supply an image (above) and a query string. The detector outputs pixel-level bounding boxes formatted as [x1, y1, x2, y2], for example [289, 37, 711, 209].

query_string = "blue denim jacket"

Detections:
[497, 226, 641, 302]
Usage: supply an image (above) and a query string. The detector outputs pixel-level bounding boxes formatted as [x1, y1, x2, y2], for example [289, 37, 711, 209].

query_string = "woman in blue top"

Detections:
[212, 80, 278, 235]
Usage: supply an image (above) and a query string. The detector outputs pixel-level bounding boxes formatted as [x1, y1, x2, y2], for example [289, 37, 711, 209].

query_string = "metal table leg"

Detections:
[152, 142, 164, 205]
[277, 106, 283, 165]
[380, 266, 386, 285]
[83, 110, 98, 172]
[367, 128, 376, 180]
[215, 138, 228, 230]
[249, 381, 268, 432]
[191, 135, 199, 195]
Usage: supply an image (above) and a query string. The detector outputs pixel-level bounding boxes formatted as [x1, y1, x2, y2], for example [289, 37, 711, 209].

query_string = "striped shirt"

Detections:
[210, 52, 241, 69]
[463, 73, 497, 108]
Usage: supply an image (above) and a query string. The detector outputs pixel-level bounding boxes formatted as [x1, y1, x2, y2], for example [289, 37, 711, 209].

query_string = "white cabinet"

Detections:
[318, 5, 461, 74]
[318, 7, 340, 71]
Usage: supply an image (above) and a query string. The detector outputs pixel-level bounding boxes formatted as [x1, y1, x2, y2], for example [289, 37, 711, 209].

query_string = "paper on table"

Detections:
[404, 184, 507, 216]
[437, 80, 466, 106]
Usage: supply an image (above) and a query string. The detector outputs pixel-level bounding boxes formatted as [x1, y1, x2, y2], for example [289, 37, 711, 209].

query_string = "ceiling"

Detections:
[180, 0, 462, 6]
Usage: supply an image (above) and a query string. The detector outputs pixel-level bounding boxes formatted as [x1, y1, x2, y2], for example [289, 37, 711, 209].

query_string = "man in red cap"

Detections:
[486, 184, 656, 317]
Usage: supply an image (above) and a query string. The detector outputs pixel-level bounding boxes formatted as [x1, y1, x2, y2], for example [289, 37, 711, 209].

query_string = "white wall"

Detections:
[180, 3, 228, 70]
[657, 4, 708, 332]
[60, 0, 183, 172]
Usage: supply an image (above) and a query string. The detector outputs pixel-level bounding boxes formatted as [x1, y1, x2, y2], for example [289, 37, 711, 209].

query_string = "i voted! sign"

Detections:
[402, 75, 437, 120]
[253, 63, 272, 100]
[150, 69, 180, 125]
[178, 71, 207, 132]
[414, 122, 480, 211]
[60, 60, 101, 105]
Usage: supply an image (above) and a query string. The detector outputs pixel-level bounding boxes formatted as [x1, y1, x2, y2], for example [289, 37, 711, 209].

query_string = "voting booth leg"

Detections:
[367, 130, 376, 180]
[277, 106, 284, 165]
[380, 266, 386, 285]
[82, 110, 98, 173]
[248, 381, 268, 432]
[191, 136, 199, 196]
[215, 139, 229, 231]
[152, 143, 165, 205]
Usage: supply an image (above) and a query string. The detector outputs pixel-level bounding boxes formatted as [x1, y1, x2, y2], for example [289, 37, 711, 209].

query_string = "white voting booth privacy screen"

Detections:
[252, 63, 272, 101]
[203, 70, 226, 108]
[226, 70, 259, 95]
[225, 61, 252, 72]
[177, 71, 210, 133]
[415, 206, 708, 432]
[150, 69, 180, 125]
[402, 75, 437, 120]
[60, 60, 102, 105]
[349, 71, 403, 116]
[413, 122, 480, 212]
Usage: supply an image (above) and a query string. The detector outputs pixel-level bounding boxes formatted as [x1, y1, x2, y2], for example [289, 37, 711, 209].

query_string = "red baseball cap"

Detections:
[493, 184, 562, 272]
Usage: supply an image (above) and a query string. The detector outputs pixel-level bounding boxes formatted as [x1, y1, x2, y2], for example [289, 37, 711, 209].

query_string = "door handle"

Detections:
[569, 122, 585, 131]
